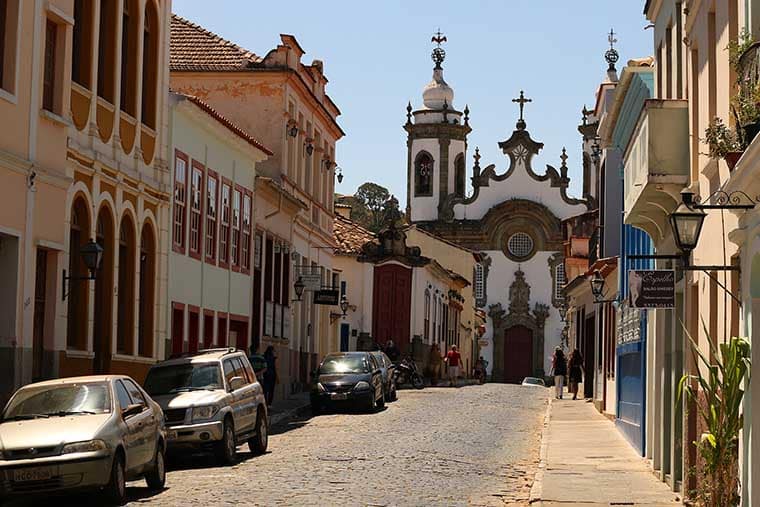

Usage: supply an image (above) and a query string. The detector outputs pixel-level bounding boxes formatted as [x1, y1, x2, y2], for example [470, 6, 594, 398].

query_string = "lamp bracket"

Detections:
[62, 269, 97, 301]
[689, 189, 757, 210]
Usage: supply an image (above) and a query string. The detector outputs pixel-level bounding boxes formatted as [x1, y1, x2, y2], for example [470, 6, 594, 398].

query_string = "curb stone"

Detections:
[528, 396, 553, 506]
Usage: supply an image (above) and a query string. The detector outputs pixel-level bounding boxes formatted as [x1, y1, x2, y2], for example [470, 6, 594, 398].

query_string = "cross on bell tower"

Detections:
[431, 29, 447, 70]
[512, 90, 532, 130]
[605, 28, 619, 72]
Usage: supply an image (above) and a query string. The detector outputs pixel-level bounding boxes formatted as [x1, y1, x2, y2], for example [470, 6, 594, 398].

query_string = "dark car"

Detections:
[311, 352, 385, 413]
[370, 351, 397, 402]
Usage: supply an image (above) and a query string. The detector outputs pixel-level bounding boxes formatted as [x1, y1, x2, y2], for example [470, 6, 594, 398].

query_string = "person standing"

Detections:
[249, 344, 267, 377]
[428, 343, 444, 385]
[551, 347, 567, 400]
[568, 349, 583, 400]
[263, 346, 278, 406]
[444, 345, 462, 387]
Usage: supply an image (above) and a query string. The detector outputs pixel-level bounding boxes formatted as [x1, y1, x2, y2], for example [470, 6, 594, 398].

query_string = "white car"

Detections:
[521, 377, 546, 387]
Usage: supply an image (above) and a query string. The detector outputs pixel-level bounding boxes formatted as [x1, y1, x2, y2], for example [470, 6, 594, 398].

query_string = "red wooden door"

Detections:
[504, 325, 533, 384]
[372, 264, 412, 352]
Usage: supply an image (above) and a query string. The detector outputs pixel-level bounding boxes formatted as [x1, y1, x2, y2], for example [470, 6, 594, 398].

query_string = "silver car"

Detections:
[0, 375, 166, 505]
[143, 348, 268, 464]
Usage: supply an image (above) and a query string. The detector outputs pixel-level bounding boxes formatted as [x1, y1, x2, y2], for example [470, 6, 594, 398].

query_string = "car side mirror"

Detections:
[122, 403, 143, 419]
[228, 376, 246, 392]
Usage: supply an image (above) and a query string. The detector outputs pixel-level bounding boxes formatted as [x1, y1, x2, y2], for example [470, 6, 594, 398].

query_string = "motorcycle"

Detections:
[392, 357, 425, 390]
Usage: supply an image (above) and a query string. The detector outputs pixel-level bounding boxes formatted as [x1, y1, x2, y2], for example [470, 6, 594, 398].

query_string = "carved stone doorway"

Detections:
[504, 325, 533, 384]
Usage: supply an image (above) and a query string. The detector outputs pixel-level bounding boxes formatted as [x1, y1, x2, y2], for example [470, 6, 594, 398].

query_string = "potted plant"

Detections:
[678, 325, 751, 507]
[704, 117, 743, 170]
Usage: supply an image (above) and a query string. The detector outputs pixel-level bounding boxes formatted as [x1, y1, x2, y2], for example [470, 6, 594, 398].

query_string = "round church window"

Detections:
[508, 232, 534, 259]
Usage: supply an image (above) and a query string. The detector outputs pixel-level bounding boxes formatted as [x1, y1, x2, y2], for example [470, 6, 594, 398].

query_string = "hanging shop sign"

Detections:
[628, 269, 675, 309]
[313, 289, 339, 306]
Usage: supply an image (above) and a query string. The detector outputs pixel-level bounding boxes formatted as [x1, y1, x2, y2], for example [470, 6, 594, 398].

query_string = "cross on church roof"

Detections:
[431, 29, 447, 69]
[512, 90, 532, 130]
[605, 28, 620, 70]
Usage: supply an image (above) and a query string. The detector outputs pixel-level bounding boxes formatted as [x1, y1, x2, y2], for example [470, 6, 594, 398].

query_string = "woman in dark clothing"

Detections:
[263, 346, 278, 406]
[551, 347, 567, 400]
[568, 349, 583, 400]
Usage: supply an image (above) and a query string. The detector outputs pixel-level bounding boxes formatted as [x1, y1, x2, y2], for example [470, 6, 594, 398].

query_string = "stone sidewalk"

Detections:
[530, 399, 682, 506]
[268, 392, 310, 427]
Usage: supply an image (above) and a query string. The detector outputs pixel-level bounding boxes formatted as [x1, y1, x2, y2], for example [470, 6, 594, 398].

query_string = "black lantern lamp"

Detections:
[287, 122, 299, 138]
[293, 277, 305, 302]
[305, 142, 314, 156]
[669, 199, 706, 264]
[590, 270, 605, 300]
[336, 166, 344, 184]
[559, 302, 568, 323]
[340, 294, 349, 317]
[62, 239, 103, 300]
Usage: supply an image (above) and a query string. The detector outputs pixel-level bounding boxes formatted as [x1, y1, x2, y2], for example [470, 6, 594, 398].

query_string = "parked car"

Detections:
[370, 351, 397, 402]
[0, 375, 166, 505]
[311, 352, 385, 413]
[143, 348, 268, 465]
[521, 377, 546, 387]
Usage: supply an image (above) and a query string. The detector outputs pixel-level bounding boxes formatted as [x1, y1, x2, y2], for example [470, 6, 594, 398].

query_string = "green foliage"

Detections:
[703, 118, 742, 159]
[351, 182, 403, 233]
[727, 29, 754, 71]
[677, 322, 751, 507]
[727, 30, 760, 136]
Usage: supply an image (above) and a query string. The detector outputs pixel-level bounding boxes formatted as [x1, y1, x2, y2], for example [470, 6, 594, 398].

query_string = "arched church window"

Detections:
[414, 152, 433, 197]
[454, 154, 465, 198]
[507, 232, 534, 259]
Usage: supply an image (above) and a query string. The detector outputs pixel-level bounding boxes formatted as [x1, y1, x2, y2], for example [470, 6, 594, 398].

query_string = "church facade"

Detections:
[405, 36, 590, 382]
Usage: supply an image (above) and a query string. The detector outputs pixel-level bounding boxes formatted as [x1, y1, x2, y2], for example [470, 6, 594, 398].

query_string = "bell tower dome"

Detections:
[404, 31, 471, 223]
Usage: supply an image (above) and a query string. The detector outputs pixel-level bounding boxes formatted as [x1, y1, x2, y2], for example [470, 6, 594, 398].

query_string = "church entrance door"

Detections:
[504, 325, 533, 384]
[372, 264, 412, 353]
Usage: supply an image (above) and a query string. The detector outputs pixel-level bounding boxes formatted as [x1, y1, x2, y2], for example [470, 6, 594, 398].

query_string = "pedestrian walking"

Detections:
[444, 345, 462, 387]
[428, 343, 444, 385]
[263, 345, 278, 406]
[551, 347, 567, 400]
[568, 349, 583, 400]
[249, 344, 267, 376]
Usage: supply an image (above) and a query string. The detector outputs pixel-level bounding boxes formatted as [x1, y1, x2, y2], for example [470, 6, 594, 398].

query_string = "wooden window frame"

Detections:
[240, 189, 252, 274]
[203, 309, 215, 349]
[217, 312, 228, 347]
[42, 18, 58, 113]
[188, 161, 204, 260]
[231, 186, 242, 271]
[205, 169, 219, 264]
[219, 179, 232, 268]
[172, 150, 188, 254]
[171, 301, 185, 355]
[187, 305, 200, 354]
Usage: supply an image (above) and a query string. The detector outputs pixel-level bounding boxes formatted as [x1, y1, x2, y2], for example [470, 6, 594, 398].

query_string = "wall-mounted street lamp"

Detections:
[589, 270, 617, 304]
[340, 294, 349, 317]
[293, 277, 305, 302]
[558, 302, 568, 323]
[62, 239, 103, 300]
[304, 141, 314, 156]
[336, 166, 344, 184]
[669, 201, 706, 265]
[287, 121, 299, 138]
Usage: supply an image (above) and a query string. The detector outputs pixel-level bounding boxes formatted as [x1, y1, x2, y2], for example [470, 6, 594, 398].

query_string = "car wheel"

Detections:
[365, 392, 376, 413]
[145, 444, 166, 490]
[384, 383, 392, 402]
[103, 453, 126, 506]
[248, 408, 268, 455]
[391, 383, 398, 401]
[376, 387, 386, 408]
[214, 418, 237, 465]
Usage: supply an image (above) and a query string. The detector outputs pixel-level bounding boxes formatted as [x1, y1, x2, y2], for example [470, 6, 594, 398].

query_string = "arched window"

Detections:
[97, 0, 117, 102]
[67, 197, 90, 350]
[138, 223, 155, 357]
[117, 215, 136, 355]
[424, 289, 431, 342]
[414, 151, 433, 196]
[93, 207, 114, 373]
[454, 154, 466, 198]
[120, 0, 137, 115]
[71, 0, 93, 88]
[141, 1, 159, 128]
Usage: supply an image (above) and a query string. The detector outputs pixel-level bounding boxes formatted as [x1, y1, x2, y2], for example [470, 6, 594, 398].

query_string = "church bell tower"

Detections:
[404, 31, 471, 223]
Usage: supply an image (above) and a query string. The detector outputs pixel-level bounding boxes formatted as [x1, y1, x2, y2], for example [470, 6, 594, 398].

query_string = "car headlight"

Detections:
[354, 381, 371, 391]
[191, 405, 220, 421]
[62, 439, 108, 454]
[316, 382, 326, 393]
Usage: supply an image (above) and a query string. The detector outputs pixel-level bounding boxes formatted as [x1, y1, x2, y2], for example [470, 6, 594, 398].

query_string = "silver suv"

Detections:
[143, 348, 268, 464]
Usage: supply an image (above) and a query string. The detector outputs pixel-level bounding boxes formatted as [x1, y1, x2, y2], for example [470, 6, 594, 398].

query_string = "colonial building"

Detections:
[167, 92, 271, 357]
[169, 16, 344, 400]
[0, 0, 171, 404]
[405, 36, 589, 383]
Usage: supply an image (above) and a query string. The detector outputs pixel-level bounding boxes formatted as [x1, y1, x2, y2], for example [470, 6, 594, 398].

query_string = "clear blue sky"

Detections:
[172, 1, 652, 203]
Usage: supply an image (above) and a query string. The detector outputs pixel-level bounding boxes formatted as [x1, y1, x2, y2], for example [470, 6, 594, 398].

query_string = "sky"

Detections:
[172, 1, 654, 204]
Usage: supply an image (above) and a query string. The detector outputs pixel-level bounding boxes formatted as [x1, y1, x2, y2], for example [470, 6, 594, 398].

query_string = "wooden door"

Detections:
[372, 264, 412, 352]
[32, 249, 47, 381]
[584, 314, 595, 398]
[504, 325, 533, 384]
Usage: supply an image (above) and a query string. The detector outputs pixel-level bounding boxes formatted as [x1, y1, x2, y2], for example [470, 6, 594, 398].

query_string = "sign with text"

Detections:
[299, 273, 322, 291]
[628, 269, 675, 309]
[313, 289, 339, 306]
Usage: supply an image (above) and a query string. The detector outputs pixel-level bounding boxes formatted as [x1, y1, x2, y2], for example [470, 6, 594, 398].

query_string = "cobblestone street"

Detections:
[128, 384, 547, 506]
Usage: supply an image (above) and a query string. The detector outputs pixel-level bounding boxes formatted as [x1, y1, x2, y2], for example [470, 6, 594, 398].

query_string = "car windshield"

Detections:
[144, 363, 224, 396]
[320, 356, 371, 374]
[3, 383, 111, 420]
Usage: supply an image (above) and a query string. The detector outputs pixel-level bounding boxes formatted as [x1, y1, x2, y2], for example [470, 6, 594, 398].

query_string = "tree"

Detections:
[348, 182, 402, 232]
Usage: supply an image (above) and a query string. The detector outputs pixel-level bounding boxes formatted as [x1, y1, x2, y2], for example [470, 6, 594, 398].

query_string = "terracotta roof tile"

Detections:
[181, 94, 273, 155]
[170, 14, 262, 71]
[334, 214, 375, 256]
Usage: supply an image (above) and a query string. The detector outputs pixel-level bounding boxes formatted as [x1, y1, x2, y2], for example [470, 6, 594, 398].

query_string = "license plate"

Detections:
[331, 393, 348, 400]
[13, 466, 55, 482]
